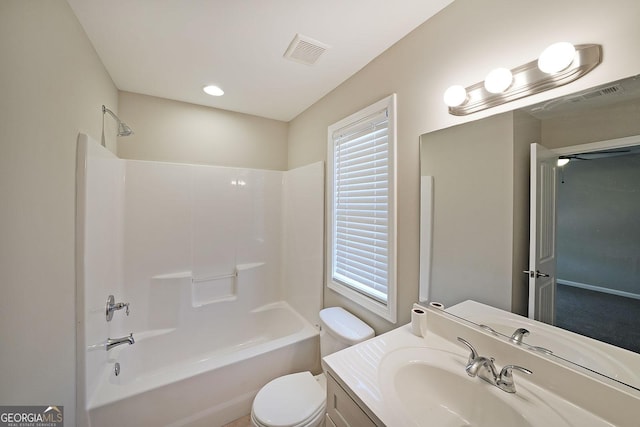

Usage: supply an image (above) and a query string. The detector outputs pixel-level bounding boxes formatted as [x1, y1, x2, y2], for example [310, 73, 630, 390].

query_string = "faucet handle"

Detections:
[106, 295, 131, 321]
[457, 337, 479, 365]
[497, 364, 532, 393]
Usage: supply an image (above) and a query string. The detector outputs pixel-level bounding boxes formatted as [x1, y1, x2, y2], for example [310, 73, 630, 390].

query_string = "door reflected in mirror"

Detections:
[419, 74, 640, 390]
[553, 144, 640, 353]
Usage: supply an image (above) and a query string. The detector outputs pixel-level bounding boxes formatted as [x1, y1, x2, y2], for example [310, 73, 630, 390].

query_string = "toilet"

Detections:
[250, 307, 375, 427]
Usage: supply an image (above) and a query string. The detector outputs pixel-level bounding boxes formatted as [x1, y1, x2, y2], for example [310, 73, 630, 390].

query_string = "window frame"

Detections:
[326, 94, 397, 323]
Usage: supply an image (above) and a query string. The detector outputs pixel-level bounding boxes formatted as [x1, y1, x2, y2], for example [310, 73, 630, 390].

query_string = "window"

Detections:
[326, 94, 397, 322]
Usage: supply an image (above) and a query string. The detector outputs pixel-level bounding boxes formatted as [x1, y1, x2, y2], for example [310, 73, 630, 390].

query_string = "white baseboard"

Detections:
[557, 279, 640, 301]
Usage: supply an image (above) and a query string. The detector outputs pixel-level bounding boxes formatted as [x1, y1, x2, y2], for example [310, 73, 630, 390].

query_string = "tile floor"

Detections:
[222, 415, 251, 427]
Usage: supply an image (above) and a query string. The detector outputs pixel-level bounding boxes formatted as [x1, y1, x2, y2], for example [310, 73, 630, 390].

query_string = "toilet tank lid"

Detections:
[319, 307, 375, 344]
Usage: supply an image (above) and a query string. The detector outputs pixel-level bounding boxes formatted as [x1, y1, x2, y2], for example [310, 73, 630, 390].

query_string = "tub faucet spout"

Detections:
[106, 333, 135, 351]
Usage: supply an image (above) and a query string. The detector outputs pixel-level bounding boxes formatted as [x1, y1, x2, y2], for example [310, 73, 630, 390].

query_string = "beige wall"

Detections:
[288, 0, 640, 334]
[118, 92, 288, 170]
[0, 1, 118, 424]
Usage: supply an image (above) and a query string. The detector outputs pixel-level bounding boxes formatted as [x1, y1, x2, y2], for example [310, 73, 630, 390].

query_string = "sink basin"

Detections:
[378, 347, 570, 427]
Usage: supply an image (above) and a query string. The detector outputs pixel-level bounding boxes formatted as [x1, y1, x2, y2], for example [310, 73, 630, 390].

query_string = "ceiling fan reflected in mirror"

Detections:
[557, 148, 633, 183]
[557, 149, 632, 166]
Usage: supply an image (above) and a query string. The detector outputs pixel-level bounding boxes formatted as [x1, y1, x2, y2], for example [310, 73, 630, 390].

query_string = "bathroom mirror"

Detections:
[419, 74, 640, 391]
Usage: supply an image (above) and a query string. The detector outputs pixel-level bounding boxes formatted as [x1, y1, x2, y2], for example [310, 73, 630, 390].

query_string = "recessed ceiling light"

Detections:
[203, 85, 224, 96]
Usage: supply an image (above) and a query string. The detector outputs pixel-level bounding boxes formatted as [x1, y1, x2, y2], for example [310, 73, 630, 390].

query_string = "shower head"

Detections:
[117, 121, 134, 137]
[102, 105, 134, 138]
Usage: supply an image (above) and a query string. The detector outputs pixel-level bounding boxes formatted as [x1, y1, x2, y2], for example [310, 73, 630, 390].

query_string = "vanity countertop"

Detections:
[323, 309, 625, 427]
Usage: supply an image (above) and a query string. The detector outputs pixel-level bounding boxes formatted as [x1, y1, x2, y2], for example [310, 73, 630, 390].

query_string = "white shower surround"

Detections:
[76, 134, 324, 426]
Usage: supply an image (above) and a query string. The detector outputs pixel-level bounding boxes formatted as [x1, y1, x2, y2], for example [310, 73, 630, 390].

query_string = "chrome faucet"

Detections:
[505, 328, 554, 355]
[510, 328, 530, 344]
[466, 354, 499, 378]
[457, 337, 532, 393]
[106, 333, 135, 351]
[106, 295, 130, 321]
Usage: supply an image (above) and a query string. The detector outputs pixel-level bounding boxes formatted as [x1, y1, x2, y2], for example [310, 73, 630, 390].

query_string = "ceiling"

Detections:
[67, 0, 453, 122]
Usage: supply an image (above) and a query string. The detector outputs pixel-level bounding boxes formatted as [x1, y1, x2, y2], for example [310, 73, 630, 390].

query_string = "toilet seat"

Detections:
[251, 372, 326, 427]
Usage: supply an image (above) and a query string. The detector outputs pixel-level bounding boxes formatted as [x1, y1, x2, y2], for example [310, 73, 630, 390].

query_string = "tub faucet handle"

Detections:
[106, 295, 131, 321]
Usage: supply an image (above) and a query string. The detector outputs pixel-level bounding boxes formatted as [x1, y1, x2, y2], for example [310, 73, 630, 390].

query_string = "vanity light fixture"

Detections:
[203, 85, 224, 96]
[444, 43, 602, 115]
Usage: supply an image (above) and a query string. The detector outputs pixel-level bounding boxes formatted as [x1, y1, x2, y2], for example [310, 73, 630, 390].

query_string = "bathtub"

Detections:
[88, 302, 320, 427]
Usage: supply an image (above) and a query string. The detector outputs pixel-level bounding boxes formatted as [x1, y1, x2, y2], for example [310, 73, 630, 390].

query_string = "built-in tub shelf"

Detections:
[151, 262, 265, 307]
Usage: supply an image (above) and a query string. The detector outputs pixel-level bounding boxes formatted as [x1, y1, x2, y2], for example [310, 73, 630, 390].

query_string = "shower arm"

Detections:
[102, 105, 120, 123]
[101, 104, 134, 147]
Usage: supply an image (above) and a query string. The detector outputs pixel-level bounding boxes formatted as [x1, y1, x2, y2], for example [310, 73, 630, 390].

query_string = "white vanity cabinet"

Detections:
[325, 372, 381, 427]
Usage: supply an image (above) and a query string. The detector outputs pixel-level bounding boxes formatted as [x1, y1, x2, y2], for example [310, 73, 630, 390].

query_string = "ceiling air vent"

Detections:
[563, 84, 624, 104]
[598, 84, 623, 96]
[582, 84, 624, 100]
[284, 33, 329, 66]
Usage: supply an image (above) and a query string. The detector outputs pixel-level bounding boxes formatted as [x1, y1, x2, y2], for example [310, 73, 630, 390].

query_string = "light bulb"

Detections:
[557, 158, 570, 166]
[538, 42, 576, 74]
[484, 68, 513, 94]
[443, 85, 467, 107]
[203, 85, 224, 96]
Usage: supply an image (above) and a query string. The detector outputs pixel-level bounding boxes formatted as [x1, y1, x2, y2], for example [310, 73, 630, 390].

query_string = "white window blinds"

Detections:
[331, 108, 390, 303]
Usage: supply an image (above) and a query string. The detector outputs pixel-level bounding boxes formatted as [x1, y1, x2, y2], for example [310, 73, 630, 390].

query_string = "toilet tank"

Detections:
[319, 307, 375, 358]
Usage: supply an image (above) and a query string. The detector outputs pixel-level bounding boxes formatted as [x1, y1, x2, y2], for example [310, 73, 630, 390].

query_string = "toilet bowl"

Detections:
[250, 307, 374, 427]
[251, 372, 326, 427]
